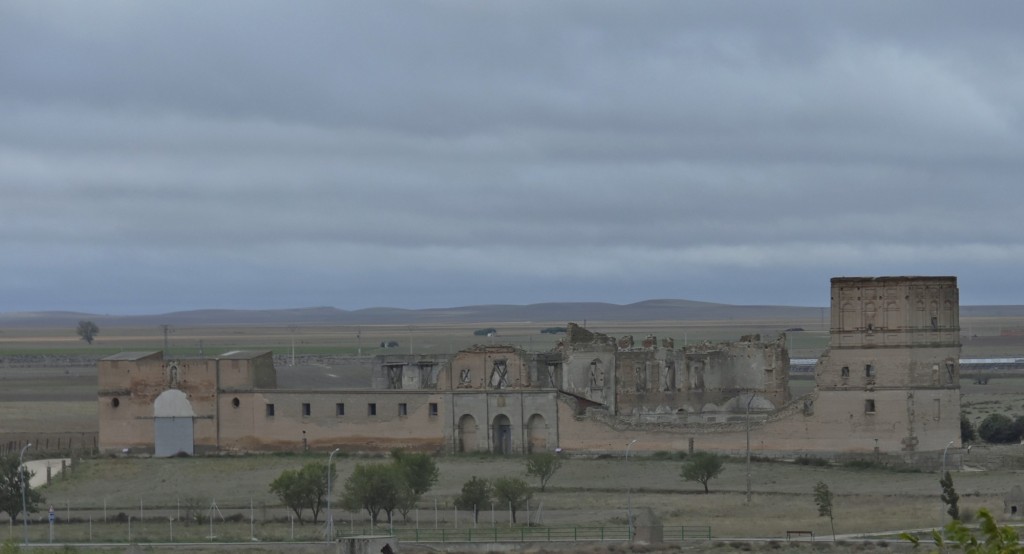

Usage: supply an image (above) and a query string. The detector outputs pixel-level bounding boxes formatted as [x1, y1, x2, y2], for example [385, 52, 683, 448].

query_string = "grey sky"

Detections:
[3, 1, 1023, 314]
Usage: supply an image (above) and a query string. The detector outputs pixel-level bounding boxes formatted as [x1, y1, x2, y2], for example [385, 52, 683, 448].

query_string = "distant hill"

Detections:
[1, 300, 1022, 328]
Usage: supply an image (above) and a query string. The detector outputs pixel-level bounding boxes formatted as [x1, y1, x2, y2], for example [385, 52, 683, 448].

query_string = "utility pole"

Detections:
[161, 325, 171, 356]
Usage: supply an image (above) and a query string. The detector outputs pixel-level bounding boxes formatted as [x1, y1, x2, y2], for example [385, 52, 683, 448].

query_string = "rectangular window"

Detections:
[368, 403, 377, 416]
[865, 399, 876, 414]
[336, 403, 345, 416]
[429, 402, 438, 417]
[865, 364, 875, 378]
[302, 403, 311, 417]
[934, 398, 941, 421]
[931, 316, 939, 331]
[398, 403, 408, 417]
[266, 403, 275, 417]
[841, 366, 850, 378]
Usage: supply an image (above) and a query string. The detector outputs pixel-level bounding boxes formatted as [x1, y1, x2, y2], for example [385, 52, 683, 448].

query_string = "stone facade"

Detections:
[96, 276, 961, 460]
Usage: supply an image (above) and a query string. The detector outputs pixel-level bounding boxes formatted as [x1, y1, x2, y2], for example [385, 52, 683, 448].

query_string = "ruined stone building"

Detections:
[97, 276, 961, 460]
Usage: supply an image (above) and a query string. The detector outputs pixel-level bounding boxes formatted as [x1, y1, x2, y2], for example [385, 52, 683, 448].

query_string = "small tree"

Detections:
[941, 470, 960, 521]
[76, 320, 99, 344]
[341, 463, 409, 524]
[525, 452, 562, 492]
[680, 452, 725, 493]
[813, 481, 836, 541]
[268, 461, 335, 524]
[492, 477, 532, 524]
[0, 456, 44, 522]
[454, 476, 492, 523]
[391, 450, 439, 497]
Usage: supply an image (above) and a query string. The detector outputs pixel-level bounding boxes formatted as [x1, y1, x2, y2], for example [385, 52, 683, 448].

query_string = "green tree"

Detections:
[902, 508, 1024, 553]
[525, 452, 562, 492]
[268, 461, 335, 524]
[454, 476, 492, 523]
[76, 320, 99, 344]
[492, 477, 532, 524]
[813, 481, 836, 541]
[941, 470, 960, 521]
[391, 450, 439, 497]
[340, 463, 409, 524]
[680, 452, 725, 493]
[978, 413, 1019, 443]
[0, 456, 44, 523]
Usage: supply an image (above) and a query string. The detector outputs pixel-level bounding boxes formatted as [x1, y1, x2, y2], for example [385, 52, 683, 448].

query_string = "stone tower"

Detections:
[814, 276, 961, 453]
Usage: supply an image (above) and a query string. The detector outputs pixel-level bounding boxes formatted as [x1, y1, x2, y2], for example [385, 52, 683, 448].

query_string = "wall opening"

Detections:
[458, 414, 477, 453]
[527, 414, 547, 453]
[429, 403, 438, 417]
[398, 403, 408, 417]
[266, 404, 275, 417]
[368, 403, 377, 416]
[111, 397, 120, 408]
[231, 397, 240, 408]
[336, 403, 345, 416]
[302, 403, 311, 417]
[493, 414, 512, 454]
[865, 399, 876, 414]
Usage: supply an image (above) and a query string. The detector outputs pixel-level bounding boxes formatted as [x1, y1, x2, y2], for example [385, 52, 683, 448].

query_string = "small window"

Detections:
[111, 397, 120, 408]
[368, 403, 377, 416]
[336, 403, 345, 416]
[232, 397, 240, 408]
[841, 366, 850, 379]
[266, 403, 276, 417]
[302, 403, 311, 417]
[865, 364, 875, 378]
[934, 398, 941, 421]
[429, 402, 438, 417]
[398, 403, 408, 417]
[931, 316, 939, 331]
[865, 399, 876, 414]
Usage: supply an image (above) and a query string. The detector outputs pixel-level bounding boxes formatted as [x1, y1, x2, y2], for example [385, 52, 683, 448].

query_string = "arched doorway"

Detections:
[493, 414, 512, 454]
[458, 414, 477, 453]
[527, 414, 547, 453]
[153, 389, 195, 457]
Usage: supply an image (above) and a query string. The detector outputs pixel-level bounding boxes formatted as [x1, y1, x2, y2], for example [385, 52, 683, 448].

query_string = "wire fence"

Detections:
[3, 516, 710, 546]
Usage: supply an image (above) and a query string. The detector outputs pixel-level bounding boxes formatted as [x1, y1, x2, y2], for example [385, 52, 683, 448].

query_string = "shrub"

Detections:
[961, 413, 976, 443]
[794, 456, 830, 467]
[978, 413, 1020, 443]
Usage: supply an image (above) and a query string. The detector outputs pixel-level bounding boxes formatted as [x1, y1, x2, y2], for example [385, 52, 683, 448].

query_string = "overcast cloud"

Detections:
[3, 1, 1024, 314]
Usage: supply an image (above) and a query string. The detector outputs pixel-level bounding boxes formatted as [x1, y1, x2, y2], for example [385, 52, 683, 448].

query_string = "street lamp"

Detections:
[19, 443, 32, 545]
[625, 439, 638, 542]
[941, 439, 955, 476]
[745, 394, 755, 504]
[326, 448, 340, 542]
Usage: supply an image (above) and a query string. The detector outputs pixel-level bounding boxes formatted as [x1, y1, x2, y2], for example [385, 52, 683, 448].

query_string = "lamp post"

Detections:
[19, 443, 32, 545]
[745, 394, 757, 503]
[941, 440, 955, 476]
[326, 448, 340, 542]
[625, 439, 638, 542]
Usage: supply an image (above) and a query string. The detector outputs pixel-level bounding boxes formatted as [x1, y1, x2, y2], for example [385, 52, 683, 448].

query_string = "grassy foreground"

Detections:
[12, 452, 1018, 543]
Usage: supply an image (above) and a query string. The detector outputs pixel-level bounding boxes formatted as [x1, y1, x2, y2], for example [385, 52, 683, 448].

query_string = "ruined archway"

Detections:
[458, 414, 478, 453]
[492, 414, 512, 455]
[527, 414, 547, 453]
[153, 389, 195, 457]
